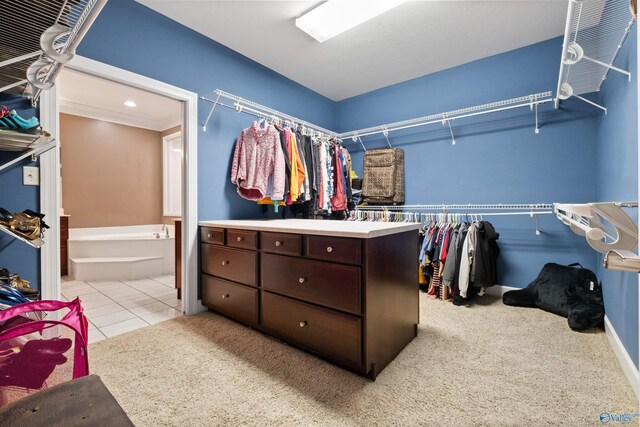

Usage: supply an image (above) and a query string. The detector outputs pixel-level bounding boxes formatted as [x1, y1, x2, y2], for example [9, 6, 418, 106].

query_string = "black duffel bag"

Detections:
[503, 263, 604, 331]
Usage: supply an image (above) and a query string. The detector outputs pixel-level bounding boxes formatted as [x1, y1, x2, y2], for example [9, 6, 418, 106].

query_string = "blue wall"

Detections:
[0, 94, 41, 288]
[77, 0, 335, 222]
[336, 37, 600, 288]
[595, 26, 638, 369]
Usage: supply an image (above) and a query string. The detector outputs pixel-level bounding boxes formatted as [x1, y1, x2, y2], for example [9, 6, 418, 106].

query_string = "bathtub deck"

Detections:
[71, 256, 165, 282]
[67, 225, 175, 281]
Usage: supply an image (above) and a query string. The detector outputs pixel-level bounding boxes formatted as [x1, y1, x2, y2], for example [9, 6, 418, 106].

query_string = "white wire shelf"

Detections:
[201, 90, 554, 147]
[0, 0, 107, 102]
[338, 92, 553, 140]
[0, 131, 56, 173]
[0, 129, 52, 151]
[0, 222, 44, 249]
[355, 204, 554, 211]
[556, 0, 635, 111]
[201, 90, 337, 136]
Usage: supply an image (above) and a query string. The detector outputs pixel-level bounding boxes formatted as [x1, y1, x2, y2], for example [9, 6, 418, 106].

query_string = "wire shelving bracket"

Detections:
[0, 0, 107, 104]
[554, 201, 639, 272]
[555, 0, 636, 112]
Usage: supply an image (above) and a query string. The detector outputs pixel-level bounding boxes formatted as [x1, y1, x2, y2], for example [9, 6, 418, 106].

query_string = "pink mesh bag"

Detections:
[0, 298, 89, 407]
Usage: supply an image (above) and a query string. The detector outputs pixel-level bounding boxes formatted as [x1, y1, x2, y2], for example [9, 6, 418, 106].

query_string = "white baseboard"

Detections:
[484, 284, 519, 296]
[604, 316, 640, 400]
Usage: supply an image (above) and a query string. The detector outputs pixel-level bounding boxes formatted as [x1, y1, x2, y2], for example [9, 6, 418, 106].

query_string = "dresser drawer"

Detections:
[227, 229, 258, 250]
[201, 244, 258, 287]
[202, 274, 258, 325]
[260, 232, 302, 256]
[201, 227, 225, 245]
[262, 292, 362, 366]
[261, 253, 360, 314]
[305, 235, 362, 265]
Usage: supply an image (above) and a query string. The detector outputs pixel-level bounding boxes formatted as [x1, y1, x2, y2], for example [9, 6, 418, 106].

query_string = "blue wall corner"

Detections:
[595, 24, 638, 369]
[336, 37, 601, 287]
[0, 94, 41, 289]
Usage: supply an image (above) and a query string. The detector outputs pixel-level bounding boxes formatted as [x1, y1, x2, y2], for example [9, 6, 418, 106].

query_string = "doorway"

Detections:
[38, 56, 201, 321]
[56, 69, 183, 341]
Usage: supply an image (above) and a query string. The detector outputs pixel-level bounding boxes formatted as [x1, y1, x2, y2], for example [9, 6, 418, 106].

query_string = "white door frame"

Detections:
[162, 131, 183, 218]
[39, 55, 203, 315]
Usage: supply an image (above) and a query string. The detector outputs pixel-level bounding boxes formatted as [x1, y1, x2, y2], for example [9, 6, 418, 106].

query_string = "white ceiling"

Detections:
[58, 69, 182, 131]
[137, 0, 569, 101]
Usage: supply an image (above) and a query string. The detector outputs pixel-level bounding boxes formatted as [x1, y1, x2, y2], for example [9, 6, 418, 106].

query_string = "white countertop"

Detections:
[198, 219, 421, 239]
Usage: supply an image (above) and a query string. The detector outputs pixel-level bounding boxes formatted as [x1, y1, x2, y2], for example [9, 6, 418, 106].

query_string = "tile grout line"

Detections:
[62, 276, 178, 340]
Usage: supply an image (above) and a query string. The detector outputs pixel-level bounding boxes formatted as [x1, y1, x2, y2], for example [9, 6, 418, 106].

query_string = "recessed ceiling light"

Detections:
[124, 100, 137, 108]
[296, 0, 408, 43]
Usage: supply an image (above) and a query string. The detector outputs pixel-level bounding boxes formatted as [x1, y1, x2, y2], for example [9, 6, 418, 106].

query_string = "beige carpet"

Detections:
[89, 293, 638, 426]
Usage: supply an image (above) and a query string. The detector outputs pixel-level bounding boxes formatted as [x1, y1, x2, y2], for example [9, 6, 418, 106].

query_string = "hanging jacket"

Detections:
[330, 145, 347, 211]
[231, 122, 285, 201]
[458, 222, 478, 298]
[441, 225, 460, 286]
[471, 221, 500, 288]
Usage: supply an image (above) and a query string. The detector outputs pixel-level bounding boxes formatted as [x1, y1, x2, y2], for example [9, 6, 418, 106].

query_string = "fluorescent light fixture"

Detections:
[124, 100, 137, 107]
[296, 0, 408, 43]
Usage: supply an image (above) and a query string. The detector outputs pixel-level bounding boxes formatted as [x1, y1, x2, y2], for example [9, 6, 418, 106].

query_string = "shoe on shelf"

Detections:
[0, 208, 12, 226]
[0, 269, 39, 300]
[9, 212, 44, 241]
[22, 209, 50, 232]
[0, 110, 41, 134]
[0, 209, 48, 241]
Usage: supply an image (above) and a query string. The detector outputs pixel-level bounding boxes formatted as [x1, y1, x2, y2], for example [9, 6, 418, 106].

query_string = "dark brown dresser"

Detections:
[199, 219, 419, 380]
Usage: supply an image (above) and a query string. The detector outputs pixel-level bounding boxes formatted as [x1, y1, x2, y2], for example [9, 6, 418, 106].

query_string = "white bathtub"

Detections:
[67, 224, 175, 281]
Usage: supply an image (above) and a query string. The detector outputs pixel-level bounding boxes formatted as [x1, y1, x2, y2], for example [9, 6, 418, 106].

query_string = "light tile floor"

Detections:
[61, 275, 181, 344]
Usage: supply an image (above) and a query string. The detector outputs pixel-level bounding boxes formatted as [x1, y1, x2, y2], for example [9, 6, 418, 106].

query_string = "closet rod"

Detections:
[200, 89, 337, 137]
[355, 203, 553, 211]
[338, 92, 554, 139]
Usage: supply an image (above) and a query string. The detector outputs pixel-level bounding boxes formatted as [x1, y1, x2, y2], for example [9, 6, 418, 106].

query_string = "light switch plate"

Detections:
[23, 166, 39, 186]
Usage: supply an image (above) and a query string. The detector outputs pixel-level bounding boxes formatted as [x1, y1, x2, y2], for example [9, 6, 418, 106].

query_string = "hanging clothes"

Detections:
[230, 122, 285, 201]
[330, 144, 347, 211]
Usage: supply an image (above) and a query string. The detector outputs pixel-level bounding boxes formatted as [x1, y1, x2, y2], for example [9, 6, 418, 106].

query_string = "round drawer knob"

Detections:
[221, 261, 228, 266]
[326, 246, 333, 253]
[298, 277, 306, 284]
[237, 236, 243, 242]
[222, 294, 229, 299]
[299, 321, 308, 328]
[207, 233, 212, 238]
[275, 241, 282, 247]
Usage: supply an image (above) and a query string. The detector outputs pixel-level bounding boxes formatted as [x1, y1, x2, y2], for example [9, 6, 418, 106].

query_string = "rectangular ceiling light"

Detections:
[296, 0, 408, 43]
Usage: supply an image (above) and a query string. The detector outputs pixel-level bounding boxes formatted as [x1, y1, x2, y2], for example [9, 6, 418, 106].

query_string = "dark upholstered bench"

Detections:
[0, 375, 134, 426]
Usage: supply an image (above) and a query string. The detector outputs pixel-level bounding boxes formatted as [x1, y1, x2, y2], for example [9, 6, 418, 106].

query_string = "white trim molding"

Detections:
[59, 98, 181, 131]
[484, 284, 519, 297]
[163, 131, 183, 217]
[39, 86, 61, 301]
[605, 316, 640, 400]
[41, 55, 204, 315]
